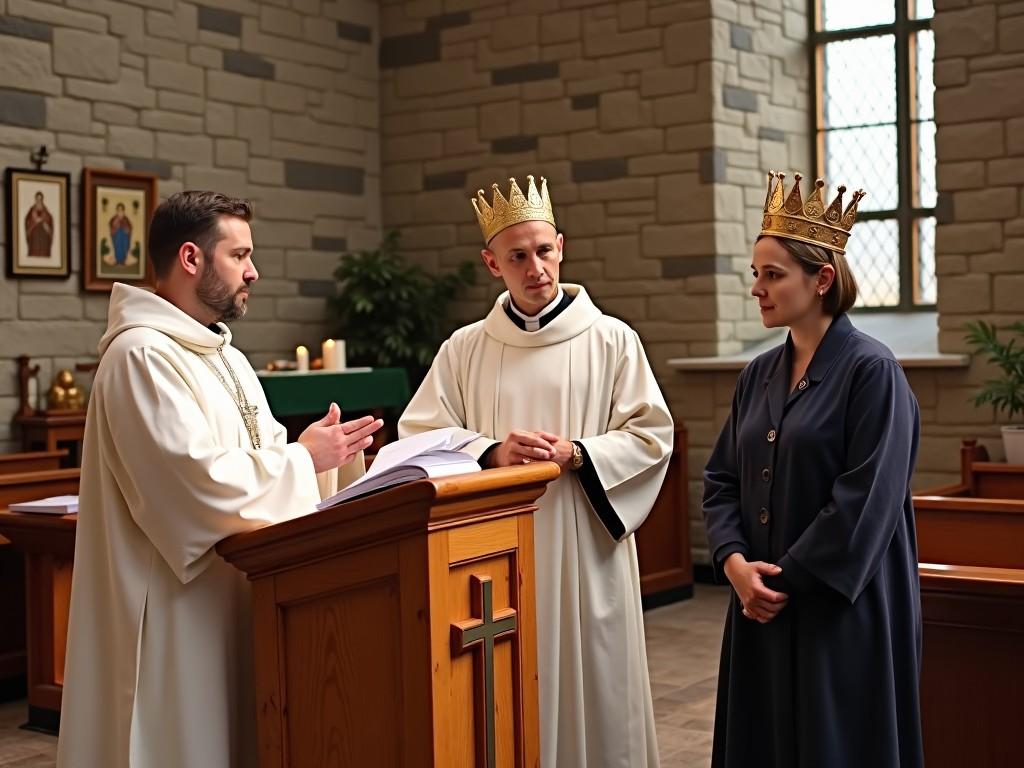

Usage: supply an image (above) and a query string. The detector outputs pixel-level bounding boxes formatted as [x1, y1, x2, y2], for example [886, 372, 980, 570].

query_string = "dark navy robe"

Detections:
[703, 314, 924, 768]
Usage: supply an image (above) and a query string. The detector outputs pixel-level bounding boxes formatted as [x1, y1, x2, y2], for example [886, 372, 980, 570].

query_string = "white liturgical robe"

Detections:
[57, 284, 361, 768]
[399, 284, 673, 768]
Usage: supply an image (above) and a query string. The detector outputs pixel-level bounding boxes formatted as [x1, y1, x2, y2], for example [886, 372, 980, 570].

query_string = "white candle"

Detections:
[321, 339, 336, 371]
[296, 345, 309, 372]
[335, 339, 346, 371]
[27, 376, 38, 412]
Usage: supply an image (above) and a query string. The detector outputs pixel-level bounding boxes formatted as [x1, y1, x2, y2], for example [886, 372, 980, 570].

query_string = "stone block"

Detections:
[657, 173, 711, 222]
[491, 14, 538, 51]
[648, 293, 717, 322]
[94, 103, 138, 126]
[993, 274, 1024, 311]
[599, 90, 652, 131]
[522, 98, 596, 136]
[197, 5, 241, 36]
[284, 159, 365, 194]
[933, 59, 968, 87]
[19, 295, 83, 320]
[141, 110, 203, 134]
[654, 92, 713, 126]
[107, 125, 155, 157]
[66, 69, 156, 109]
[395, 59, 490, 97]
[54, 28, 120, 82]
[936, 120, 1004, 161]
[582, 17, 661, 57]
[935, 386, 996, 425]
[540, 10, 580, 44]
[988, 157, 1024, 185]
[954, 187, 1018, 221]
[723, 85, 758, 113]
[147, 58, 204, 95]
[640, 66, 698, 97]
[935, 69, 1024, 124]
[156, 132, 213, 165]
[7, 0, 106, 33]
[579, 178, 656, 202]
[123, 157, 173, 179]
[642, 223, 715, 257]
[936, 274, 991, 313]
[492, 60, 560, 86]
[571, 158, 628, 183]
[380, 30, 441, 69]
[567, 128, 664, 161]
[158, 92, 204, 115]
[936, 160, 986, 190]
[730, 23, 754, 51]
[480, 100, 521, 139]
[58, 134, 106, 154]
[337, 20, 372, 44]
[224, 51, 275, 80]
[46, 98, 91, 133]
[216, 138, 248, 169]
[1009, 117, 1024, 156]
[664, 20, 711, 65]
[0, 15, 52, 41]
[249, 158, 284, 186]
[0, 37, 61, 96]
[932, 5, 996, 58]
[204, 102, 235, 138]
[207, 71, 263, 106]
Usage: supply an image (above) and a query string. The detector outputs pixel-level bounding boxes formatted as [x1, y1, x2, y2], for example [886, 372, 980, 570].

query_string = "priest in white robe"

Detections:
[399, 175, 674, 767]
[57, 191, 381, 768]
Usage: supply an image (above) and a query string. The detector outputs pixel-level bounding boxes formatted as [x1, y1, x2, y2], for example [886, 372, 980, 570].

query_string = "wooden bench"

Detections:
[0, 466, 79, 722]
[0, 450, 68, 475]
[918, 564, 1024, 768]
[913, 442, 1024, 767]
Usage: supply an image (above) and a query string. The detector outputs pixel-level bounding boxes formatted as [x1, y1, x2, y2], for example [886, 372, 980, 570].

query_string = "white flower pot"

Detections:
[1002, 425, 1024, 465]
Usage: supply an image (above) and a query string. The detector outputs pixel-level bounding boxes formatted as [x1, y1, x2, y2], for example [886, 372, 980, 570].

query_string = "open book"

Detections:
[8, 495, 79, 514]
[316, 427, 482, 510]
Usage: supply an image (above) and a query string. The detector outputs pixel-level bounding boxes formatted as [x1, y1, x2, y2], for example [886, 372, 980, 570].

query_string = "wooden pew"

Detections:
[913, 443, 1024, 768]
[0, 450, 68, 475]
[919, 564, 1024, 768]
[0, 467, 79, 725]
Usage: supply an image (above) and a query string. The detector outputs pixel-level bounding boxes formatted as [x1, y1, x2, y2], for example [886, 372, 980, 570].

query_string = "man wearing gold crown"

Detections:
[399, 175, 673, 766]
[703, 172, 923, 767]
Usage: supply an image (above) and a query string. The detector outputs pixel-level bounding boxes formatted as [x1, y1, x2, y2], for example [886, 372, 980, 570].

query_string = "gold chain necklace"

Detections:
[191, 347, 262, 450]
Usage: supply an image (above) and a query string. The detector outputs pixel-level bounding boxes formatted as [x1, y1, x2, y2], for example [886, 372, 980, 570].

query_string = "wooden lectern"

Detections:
[217, 463, 558, 768]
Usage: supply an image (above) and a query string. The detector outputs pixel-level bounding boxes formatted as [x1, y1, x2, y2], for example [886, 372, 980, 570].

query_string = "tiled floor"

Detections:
[0, 584, 729, 767]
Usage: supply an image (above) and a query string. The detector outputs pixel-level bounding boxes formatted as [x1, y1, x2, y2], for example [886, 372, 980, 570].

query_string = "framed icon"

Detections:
[82, 167, 158, 292]
[5, 167, 72, 279]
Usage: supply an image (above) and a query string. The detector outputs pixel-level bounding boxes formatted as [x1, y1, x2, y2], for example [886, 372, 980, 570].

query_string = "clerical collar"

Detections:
[504, 287, 573, 331]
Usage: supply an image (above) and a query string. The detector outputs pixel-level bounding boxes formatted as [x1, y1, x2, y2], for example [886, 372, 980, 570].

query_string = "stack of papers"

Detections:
[8, 495, 79, 514]
[317, 427, 481, 510]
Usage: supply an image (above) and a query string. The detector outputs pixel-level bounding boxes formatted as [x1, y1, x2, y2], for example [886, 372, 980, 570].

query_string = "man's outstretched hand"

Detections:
[298, 403, 383, 473]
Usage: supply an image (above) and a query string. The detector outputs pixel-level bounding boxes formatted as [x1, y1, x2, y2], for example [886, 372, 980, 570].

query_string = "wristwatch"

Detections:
[569, 441, 584, 471]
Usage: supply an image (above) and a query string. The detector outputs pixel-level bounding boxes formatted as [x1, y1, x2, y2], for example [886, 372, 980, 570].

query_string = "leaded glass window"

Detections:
[812, 0, 935, 309]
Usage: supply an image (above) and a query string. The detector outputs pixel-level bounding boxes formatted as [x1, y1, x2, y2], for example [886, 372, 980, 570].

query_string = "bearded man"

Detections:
[58, 191, 383, 767]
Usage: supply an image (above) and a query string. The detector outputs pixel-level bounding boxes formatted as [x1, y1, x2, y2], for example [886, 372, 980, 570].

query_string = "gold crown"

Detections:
[471, 174, 555, 245]
[760, 171, 866, 255]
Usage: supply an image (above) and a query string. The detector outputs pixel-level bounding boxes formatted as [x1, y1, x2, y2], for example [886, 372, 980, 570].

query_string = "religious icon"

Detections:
[4, 168, 71, 279]
[82, 167, 157, 292]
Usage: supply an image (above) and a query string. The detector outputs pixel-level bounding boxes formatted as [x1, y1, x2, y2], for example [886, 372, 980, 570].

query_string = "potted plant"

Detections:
[328, 230, 476, 388]
[964, 320, 1024, 464]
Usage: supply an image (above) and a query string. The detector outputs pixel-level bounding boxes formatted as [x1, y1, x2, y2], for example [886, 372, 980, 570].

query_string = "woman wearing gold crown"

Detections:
[703, 172, 924, 767]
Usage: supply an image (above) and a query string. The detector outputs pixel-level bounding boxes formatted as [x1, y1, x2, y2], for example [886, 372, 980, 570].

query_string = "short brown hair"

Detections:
[148, 191, 252, 278]
[761, 236, 859, 315]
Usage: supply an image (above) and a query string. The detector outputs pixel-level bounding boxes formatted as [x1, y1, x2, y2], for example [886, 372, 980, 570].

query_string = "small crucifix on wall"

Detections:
[450, 574, 518, 768]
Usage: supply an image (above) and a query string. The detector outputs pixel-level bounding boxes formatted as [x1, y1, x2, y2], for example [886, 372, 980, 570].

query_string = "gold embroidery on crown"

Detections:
[760, 170, 866, 255]
[471, 174, 556, 244]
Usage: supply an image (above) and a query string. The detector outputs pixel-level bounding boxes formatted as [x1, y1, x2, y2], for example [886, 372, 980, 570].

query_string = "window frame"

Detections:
[808, 1, 935, 312]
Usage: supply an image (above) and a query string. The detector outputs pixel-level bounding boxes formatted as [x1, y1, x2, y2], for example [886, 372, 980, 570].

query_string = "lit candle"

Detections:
[321, 339, 336, 371]
[335, 339, 346, 371]
[296, 345, 309, 372]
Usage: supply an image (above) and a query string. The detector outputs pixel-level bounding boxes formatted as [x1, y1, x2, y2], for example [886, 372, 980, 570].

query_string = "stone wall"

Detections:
[0, 0, 379, 452]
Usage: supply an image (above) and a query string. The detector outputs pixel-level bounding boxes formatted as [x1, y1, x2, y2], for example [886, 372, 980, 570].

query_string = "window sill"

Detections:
[667, 312, 969, 372]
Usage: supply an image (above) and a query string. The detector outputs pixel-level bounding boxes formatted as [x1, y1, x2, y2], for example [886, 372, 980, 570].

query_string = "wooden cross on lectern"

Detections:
[451, 574, 518, 768]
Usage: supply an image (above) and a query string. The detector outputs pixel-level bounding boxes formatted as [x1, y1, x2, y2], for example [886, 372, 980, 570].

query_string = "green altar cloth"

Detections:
[256, 367, 411, 417]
